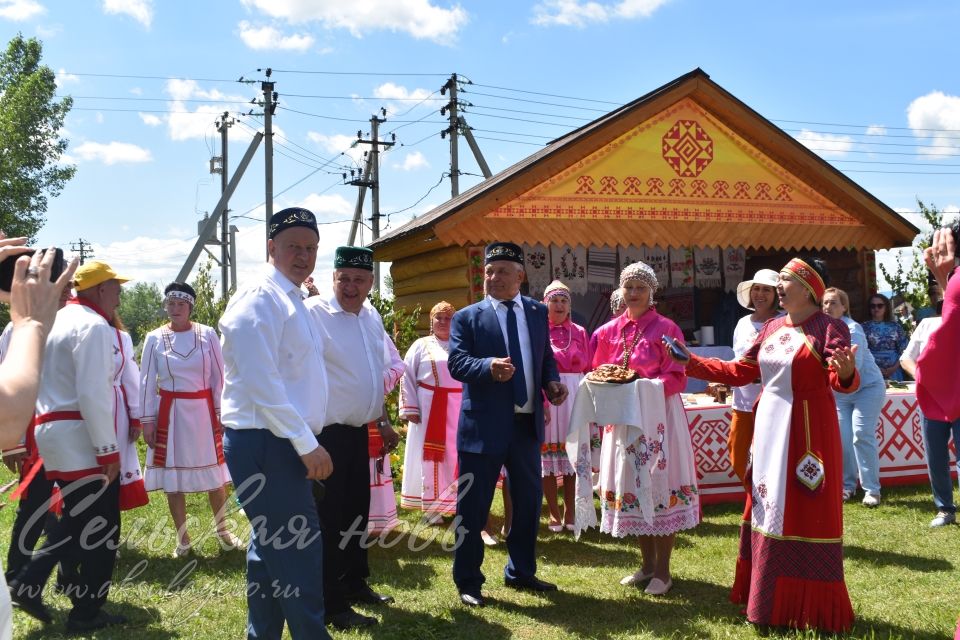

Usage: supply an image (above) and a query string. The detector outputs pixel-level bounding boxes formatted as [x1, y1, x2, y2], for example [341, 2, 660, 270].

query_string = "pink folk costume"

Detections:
[367, 335, 404, 535]
[140, 323, 230, 493]
[591, 308, 701, 537]
[685, 311, 859, 633]
[399, 336, 463, 517]
[544, 319, 591, 476]
[112, 330, 149, 510]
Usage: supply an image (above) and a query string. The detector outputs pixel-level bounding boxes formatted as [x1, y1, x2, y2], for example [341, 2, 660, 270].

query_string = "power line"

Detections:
[61, 72, 242, 82]
[270, 69, 449, 77]
[470, 81, 623, 106]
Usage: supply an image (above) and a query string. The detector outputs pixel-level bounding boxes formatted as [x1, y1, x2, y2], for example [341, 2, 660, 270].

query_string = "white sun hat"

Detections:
[736, 269, 780, 310]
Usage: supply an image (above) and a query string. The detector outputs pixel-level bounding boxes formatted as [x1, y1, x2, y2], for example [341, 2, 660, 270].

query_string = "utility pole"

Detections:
[70, 238, 94, 265]
[347, 152, 375, 246]
[458, 116, 493, 179]
[351, 110, 395, 292]
[262, 69, 277, 254]
[214, 112, 234, 298]
[441, 73, 460, 197]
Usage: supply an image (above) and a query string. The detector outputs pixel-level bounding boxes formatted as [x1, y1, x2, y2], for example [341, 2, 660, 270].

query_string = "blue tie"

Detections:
[504, 300, 528, 407]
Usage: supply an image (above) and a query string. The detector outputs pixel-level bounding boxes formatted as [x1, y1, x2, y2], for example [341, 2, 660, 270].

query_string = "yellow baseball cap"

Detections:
[73, 260, 132, 291]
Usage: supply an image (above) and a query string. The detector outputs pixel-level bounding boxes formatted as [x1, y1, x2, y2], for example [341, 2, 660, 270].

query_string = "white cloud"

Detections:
[73, 141, 152, 165]
[95, 112, 104, 124]
[794, 129, 854, 158]
[238, 20, 315, 51]
[130, 87, 143, 95]
[0, 0, 45, 21]
[162, 79, 252, 141]
[139, 112, 162, 126]
[906, 91, 960, 158]
[101, 0, 152, 28]
[308, 131, 365, 163]
[241, 0, 468, 45]
[372, 82, 439, 117]
[394, 151, 428, 171]
[55, 69, 78, 87]
[532, 0, 670, 27]
[865, 125, 887, 136]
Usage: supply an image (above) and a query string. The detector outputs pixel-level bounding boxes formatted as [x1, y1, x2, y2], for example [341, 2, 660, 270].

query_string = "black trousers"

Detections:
[314, 424, 371, 615]
[5, 465, 57, 582]
[12, 476, 120, 622]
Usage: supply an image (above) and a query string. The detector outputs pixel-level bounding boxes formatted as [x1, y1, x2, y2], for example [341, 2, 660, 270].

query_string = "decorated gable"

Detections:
[487, 98, 860, 229]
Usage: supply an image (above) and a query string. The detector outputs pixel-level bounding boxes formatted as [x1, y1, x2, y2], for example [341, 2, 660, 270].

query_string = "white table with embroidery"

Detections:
[566, 377, 667, 538]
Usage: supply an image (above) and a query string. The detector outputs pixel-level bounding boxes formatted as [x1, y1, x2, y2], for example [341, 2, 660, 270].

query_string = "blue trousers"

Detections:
[835, 381, 885, 495]
[453, 414, 542, 592]
[921, 416, 960, 514]
[223, 428, 331, 640]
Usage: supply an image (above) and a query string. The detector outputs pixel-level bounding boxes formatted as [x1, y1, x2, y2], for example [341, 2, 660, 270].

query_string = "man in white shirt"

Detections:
[9, 260, 128, 633]
[220, 207, 334, 640]
[306, 246, 399, 631]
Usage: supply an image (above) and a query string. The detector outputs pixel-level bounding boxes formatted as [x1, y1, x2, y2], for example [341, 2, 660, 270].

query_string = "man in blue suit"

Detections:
[448, 242, 568, 607]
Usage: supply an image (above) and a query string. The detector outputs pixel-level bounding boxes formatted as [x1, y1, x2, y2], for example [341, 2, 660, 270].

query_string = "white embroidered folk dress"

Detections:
[113, 329, 148, 510]
[399, 336, 462, 516]
[368, 334, 404, 535]
[140, 323, 230, 493]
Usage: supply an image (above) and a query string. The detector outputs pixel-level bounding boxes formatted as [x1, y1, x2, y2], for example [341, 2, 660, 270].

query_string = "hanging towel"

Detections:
[587, 247, 618, 292]
[641, 246, 670, 289]
[694, 247, 722, 288]
[524, 243, 552, 298]
[723, 246, 746, 293]
[551, 244, 588, 295]
[669, 247, 694, 288]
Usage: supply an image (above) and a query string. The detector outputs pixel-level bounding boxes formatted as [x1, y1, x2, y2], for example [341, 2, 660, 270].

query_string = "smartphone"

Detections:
[0, 248, 66, 293]
[661, 334, 690, 362]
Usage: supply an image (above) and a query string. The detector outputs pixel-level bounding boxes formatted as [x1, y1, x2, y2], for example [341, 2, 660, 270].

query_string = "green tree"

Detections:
[0, 34, 75, 239]
[190, 258, 230, 334]
[118, 281, 165, 346]
[878, 199, 944, 331]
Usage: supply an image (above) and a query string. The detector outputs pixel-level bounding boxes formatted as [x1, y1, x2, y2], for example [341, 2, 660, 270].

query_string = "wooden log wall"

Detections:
[391, 246, 472, 332]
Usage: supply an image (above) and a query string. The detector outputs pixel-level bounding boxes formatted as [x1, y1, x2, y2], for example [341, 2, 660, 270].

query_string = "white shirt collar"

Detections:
[265, 263, 302, 297]
[487, 291, 523, 309]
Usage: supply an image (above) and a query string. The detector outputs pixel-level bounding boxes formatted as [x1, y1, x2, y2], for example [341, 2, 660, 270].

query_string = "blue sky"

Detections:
[2, 0, 959, 291]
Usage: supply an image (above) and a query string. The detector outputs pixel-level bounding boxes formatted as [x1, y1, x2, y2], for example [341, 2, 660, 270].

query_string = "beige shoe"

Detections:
[644, 578, 672, 595]
[173, 543, 192, 559]
[218, 532, 244, 550]
[480, 530, 497, 546]
[619, 569, 654, 586]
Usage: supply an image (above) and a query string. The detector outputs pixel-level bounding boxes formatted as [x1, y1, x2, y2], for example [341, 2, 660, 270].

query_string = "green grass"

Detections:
[2, 478, 958, 639]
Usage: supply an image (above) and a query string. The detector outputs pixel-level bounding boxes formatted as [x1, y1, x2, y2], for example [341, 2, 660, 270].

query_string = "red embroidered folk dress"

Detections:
[686, 311, 859, 633]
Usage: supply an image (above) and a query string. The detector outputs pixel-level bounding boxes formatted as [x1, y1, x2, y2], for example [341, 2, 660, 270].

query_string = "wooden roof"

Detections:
[371, 69, 919, 262]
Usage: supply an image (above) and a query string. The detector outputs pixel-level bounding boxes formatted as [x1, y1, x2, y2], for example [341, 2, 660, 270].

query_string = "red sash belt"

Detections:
[11, 411, 82, 504]
[155, 389, 222, 467]
[418, 382, 462, 463]
[367, 421, 382, 458]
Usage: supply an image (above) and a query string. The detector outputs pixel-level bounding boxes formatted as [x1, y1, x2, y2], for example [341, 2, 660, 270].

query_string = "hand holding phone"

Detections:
[661, 334, 690, 363]
[0, 248, 66, 293]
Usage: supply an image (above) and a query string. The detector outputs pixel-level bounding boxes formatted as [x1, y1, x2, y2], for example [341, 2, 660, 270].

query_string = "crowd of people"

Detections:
[0, 213, 957, 638]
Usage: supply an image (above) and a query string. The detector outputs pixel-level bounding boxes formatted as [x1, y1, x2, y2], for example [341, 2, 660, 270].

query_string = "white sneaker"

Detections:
[930, 511, 956, 527]
[862, 493, 880, 508]
[619, 569, 654, 586]
[644, 578, 672, 595]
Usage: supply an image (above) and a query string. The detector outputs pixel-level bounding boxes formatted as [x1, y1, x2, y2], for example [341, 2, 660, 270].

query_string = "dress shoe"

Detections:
[348, 584, 395, 605]
[644, 578, 672, 595]
[173, 542, 192, 558]
[66, 611, 128, 633]
[8, 582, 52, 624]
[547, 521, 563, 533]
[458, 590, 485, 607]
[326, 609, 377, 630]
[619, 569, 654, 586]
[480, 530, 498, 546]
[504, 575, 558, 592]
[217, 531, 244, 550]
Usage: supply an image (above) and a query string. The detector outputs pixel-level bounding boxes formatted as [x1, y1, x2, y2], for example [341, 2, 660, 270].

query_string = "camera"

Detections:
[0, 247, 66, 293]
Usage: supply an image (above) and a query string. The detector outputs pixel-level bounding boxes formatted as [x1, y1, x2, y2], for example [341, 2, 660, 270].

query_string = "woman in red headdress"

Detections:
[672, 257, 860, 633]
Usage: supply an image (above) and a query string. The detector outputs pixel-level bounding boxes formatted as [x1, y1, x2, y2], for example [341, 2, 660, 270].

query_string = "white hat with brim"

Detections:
[736, 269, 779, 310]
